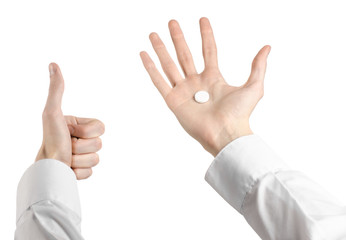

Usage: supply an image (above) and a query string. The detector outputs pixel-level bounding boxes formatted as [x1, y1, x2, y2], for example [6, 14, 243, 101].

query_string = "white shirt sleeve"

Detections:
[15, 159, 84, 240]
[205, 134, 346, 240]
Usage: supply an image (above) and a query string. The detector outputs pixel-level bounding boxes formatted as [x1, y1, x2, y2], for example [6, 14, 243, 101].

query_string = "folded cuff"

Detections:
[205, 134, 289, 214]
[16, 159, 81, 222]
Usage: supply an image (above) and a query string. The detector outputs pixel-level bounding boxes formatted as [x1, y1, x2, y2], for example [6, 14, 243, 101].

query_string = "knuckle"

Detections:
[92, 120, 105, 136]
[203, 47, 213, 55]
[163, 60, 175, 70]
[71, 137, 80, 153]
[97, 121, 105, 135]
[42, 108, 61, 118]
[145, 62, 155, 70]
[64, 114, 73, 118]
[72, 137, 79, 143]
[87, 168, 93, 178]
[77, 174, 86, 180]
[91, 153, 100, 166]
[78, 126, 88, 137]
[179, 51, 191, 63]
[187, 73, 199, 81]
[71, 155, 76, 166]
[172, 34, 184, 41]
[75, 168, 93, 180]
[95, 138, 102, 150]
[202, 66, 220, 75]
[74, 169, 82, 180]
[203, 45, 216, 57]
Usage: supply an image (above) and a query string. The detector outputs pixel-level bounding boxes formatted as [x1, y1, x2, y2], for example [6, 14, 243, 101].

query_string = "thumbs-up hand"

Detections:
[36, 63, 105, 180]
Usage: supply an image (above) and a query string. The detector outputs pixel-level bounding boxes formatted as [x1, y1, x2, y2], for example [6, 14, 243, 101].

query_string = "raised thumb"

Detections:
[246, 45, 271, 87]
[44, 62, 64, 111]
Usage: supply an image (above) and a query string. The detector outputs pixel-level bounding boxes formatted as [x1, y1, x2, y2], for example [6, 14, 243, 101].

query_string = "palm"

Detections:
[141, 18, 270, 155]
[168, 70, 259, 149]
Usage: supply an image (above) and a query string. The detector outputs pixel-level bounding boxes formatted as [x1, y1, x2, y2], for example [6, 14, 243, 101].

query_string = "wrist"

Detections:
[207, 122, 253, 157]
[35, 145, 71, 167]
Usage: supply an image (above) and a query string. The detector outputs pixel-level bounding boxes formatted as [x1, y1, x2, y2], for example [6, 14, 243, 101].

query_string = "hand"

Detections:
[140, 18, 271, 156]
[36, 63, 105, 179]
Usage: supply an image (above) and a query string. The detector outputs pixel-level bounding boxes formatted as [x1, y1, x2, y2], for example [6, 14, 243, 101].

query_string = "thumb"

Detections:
[44, 63, 64, 112]
[246, 45, 271, 87]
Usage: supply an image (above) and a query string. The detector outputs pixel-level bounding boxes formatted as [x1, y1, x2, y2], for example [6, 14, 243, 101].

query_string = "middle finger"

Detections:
[72, 137, 102, 154]
[168, 20, 197, 77]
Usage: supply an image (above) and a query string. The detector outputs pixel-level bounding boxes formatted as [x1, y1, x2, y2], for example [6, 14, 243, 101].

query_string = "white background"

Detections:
[1, 0, 346, 239]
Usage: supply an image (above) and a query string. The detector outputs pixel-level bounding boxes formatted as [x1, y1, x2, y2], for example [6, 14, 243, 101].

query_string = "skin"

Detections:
[36, 63, 105, 180]
[140, 17, 271, 156]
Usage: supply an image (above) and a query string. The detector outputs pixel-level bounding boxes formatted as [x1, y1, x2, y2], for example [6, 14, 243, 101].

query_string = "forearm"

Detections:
[244, 169, 346, 239]
[205, 135, 346, 239]
[15, 159, 83, 240]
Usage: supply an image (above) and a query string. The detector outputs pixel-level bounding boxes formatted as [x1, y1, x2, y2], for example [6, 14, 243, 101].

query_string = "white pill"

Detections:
[194, 90, 209, 103]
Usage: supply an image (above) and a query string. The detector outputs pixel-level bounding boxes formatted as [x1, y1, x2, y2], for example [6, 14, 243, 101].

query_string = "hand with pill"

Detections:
[35, 63, 105, 179]
[140, 18, 271, 156]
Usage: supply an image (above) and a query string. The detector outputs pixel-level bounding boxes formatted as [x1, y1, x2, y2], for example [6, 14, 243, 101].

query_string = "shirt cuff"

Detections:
[205, 134, 289, 214]
[16, 159, 81, 222]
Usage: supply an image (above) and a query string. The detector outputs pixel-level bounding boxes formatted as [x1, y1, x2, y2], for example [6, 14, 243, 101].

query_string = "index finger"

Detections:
[65, 116, 105, 138]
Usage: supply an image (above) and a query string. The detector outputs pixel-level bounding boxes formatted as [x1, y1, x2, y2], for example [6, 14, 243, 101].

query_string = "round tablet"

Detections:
[194, 91, 209, 103]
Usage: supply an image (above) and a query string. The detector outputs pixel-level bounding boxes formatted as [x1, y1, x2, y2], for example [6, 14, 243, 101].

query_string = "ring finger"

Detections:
[149, 32, 183, 86]
[71, 153, 99, 168]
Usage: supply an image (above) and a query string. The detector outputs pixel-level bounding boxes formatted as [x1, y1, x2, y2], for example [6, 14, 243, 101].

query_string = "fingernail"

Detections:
[49, 63, 56, 76]
[68, 125, 75, 135]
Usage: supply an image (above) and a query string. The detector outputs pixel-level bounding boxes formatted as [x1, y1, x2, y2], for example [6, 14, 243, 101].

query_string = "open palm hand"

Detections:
[140, 18, 271, 156]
